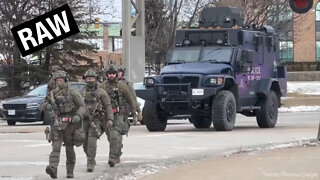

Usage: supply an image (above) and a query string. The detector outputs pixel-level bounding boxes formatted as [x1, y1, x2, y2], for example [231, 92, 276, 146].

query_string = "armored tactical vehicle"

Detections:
[136, 7, 287, 131]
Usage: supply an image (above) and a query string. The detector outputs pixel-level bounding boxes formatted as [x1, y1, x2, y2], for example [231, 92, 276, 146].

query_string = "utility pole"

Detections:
[122, 0, 145, 83]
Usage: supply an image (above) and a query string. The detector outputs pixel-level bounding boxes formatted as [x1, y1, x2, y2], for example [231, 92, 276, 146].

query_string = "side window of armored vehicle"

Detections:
[240, 50, 254, 64]
[237, 50, 254, 72]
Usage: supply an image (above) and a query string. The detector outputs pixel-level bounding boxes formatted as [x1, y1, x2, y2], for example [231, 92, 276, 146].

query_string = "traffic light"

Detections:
[289, 0, 313, 14]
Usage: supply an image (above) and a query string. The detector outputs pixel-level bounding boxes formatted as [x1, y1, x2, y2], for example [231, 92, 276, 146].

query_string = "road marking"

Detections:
[24, 143, 50, 147]
[0, 140, 47, 143]
[135, 132, 187, 138]
[0, 162, 47, 166]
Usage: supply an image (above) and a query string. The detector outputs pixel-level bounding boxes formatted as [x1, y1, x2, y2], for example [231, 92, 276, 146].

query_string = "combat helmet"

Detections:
[52, 70, 68, 81]
[106, 64, 117, 74]
[117, 65, 126, 76]
[84, 69, 98, 79]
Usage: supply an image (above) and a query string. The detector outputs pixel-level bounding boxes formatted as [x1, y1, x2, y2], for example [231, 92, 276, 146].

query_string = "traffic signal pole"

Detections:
[122, 0, 145, 83]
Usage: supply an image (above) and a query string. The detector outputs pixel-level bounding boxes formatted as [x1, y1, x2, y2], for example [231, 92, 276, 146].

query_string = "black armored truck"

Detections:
[136, 7, 287, 131]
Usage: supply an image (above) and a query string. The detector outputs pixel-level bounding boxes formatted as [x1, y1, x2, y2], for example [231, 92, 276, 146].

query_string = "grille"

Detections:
[163, 77, 180, 91]
[182, 76, 199, 89]
[162, 76, 199, 91]
[3, 104, 26, 110]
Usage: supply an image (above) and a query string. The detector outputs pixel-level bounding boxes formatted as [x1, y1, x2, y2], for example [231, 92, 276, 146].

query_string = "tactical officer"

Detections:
[117, 66, 142, 123]
[47, 65, 63, 95]
[101, 65, 137, 167]
[81, 69, 114, 172]
[45, 70, 87, 179]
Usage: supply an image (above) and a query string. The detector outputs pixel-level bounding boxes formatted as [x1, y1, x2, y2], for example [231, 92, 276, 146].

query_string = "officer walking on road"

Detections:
[45, 70, 87, 179]
[101, 65, 137, 167]
[81, 69, 114, 172]
[117, 66, 142, 123]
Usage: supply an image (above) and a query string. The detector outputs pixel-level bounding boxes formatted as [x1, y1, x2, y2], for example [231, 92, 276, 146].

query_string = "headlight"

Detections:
[26, 103, 40, 109]
[206, 77, 224, 85]
[210, 78, 217, 84]
[145, 78, 155, 86]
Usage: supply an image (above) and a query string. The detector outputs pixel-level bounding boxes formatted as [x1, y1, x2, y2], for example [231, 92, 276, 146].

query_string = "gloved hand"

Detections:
[72, 115, 82, 125]
[106, 120, 113, 131]
[132, 113, 138, 125]
[137, 111, 143, 122]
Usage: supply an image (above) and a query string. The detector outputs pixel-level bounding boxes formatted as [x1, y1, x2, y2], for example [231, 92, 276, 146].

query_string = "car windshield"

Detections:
[169, 48, 200, 63]
[27, 85, 47, 96]
[70, 83, 85, 91]
[200, 47, 233, 63]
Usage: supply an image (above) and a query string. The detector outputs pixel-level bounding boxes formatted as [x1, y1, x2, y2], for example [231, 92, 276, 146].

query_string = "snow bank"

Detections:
[287, 81, 320, 96]
[279, 106, 320, 112]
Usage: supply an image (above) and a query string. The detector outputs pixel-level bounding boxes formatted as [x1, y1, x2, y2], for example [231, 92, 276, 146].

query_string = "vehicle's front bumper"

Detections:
[2, 108, 42, 122]
[136, 84, 220, 103]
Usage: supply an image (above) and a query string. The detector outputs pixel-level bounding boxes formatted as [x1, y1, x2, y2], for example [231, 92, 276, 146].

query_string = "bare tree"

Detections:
[0, 0, 101, 97]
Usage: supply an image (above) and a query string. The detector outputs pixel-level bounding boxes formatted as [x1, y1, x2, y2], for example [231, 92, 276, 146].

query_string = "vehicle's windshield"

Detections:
[168, 47, 233, 63]
[200, 47, 233, 63]
[169, 48, 200, 63]
[70, 83, 85, 91]
[27, 85, 47, 96]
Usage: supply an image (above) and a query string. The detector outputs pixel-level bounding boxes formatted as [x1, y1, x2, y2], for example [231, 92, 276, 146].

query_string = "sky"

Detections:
[95, 0, 122, 23]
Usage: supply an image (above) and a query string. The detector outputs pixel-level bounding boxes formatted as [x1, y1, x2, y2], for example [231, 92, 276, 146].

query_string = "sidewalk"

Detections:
[141, 146, 320, 180]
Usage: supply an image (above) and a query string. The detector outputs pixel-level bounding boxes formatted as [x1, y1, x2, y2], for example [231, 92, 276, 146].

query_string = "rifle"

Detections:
[44, 126, 51, 143]
[43, 89, 62, 143]
[88, 103, 102, 138]
[50, 90, 62, 130]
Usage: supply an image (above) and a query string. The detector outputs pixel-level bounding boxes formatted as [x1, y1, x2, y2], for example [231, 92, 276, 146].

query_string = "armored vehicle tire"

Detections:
[212, 91, 236, 131]
[256, 90, 278, 128]
[191, 113, 212, 129]
[7, 121, 16, 126]
[143, 101, 168, 131]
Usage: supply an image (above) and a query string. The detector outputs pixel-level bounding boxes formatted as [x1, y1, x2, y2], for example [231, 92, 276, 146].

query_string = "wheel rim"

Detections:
[226, 101, 234, 122]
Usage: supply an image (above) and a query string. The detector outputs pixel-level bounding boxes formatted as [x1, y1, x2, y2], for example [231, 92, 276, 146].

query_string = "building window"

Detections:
[316, 3, 320, 61]
[280, 41, 293, 62]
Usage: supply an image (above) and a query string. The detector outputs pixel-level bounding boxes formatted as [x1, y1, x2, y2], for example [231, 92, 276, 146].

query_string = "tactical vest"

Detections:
[82, 88, 104, 115]
[53, 88, 76, 115]
[104, 81, 124, 111]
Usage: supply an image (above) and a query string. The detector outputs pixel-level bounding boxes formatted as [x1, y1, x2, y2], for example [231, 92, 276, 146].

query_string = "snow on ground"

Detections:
[279, 106, 320, 113]
[287, 81, 320, 96]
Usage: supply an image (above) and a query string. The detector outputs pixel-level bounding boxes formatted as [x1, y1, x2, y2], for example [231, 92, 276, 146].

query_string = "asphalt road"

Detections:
[0, 112, 319, 180]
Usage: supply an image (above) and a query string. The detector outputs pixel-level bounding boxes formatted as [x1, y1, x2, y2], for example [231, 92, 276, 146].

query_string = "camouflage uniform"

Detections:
[81, 69, 114, 172]
[45, 70, 87, 179]
[117, 67, 142, 116]
[47, 65, 63, 95]
[101, 65, 136, 167]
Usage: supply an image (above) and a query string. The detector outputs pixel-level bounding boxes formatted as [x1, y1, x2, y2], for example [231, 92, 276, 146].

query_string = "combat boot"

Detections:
[66, 172, 74, 178]
[108, 156, 120, 167]
[87, 164, 95, 172]
[46, 166, 57, 179]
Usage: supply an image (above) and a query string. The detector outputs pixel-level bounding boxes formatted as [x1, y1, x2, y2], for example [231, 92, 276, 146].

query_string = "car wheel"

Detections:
[256, 90, 278, 128]
[212, 90, 237, 131]
[7, 121, 16, 126]
[143, 101, 167, 132]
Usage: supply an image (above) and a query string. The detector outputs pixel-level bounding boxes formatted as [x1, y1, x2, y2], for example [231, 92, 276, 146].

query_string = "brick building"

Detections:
[80, 23, 123, 68]
[283, 0, 320, 63]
